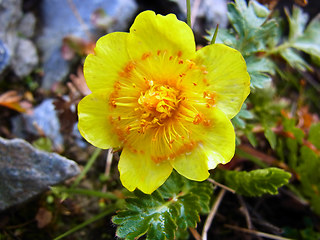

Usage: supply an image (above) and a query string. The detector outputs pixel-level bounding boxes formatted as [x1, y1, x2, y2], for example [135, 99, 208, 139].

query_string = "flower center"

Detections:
[137, 84, 181, 132]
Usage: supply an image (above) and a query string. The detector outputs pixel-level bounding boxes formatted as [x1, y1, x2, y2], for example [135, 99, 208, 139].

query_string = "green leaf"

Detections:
[295, 146, 320, 215]
[227, 0, 269, 37]
[279, 48, 311, 72]
[32, 137, 52, 151]
[264, 128, 277, 149]
[246, 56, 274, 88]
[246, 131, 258, 147]
[285, 6, 320, 58]
[232, 103, 254, 129]
[292, 14, 320, 57]
[283, 118, 305, 143]
[224, 168, 291, 197]
[113, 171, 213, 239]
[308, 123, 320, 149]
[285, 6, 309, 42]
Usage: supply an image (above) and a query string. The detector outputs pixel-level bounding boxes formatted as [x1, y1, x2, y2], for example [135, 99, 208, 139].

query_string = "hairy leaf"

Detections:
[113, 171, 213, 240]
[225, 168, 291, 197]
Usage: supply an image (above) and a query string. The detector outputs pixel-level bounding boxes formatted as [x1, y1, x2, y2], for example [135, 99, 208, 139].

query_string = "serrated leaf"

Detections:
[292, 15, 320, 57]
[225, 168, 291, 197]
[227, 0, 269, 37]
[113, 171, 213, 240]
[285, 6, 309, 42]
[285, 6, 320, 58]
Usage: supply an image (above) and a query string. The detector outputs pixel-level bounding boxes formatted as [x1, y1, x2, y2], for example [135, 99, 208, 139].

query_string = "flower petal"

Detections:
[78, 91, 121, 149]
[127, 11, 195, 60]
[170, 145, 210, 181]
[84, 32, 130, 92]
[119, 148, 173, 194]
[194, 44, 250, 119]
[170, 108, 235, 181]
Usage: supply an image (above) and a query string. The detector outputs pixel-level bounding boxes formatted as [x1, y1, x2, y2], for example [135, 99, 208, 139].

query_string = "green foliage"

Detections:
[275, 119, 320, 215]
[296, 146, 320, 214]
[232, 103, 254, 129]
[207, 0, 320, 89]
[308, 123, 320, 149]
[284, 218, 320, 240]
[285, 7, 320, 61]
[207, 0, 277, 88]
[264, 128, 277, 149]
[224, 168, 291, 197]
[112, 171, 213, 240]
[32, 137, 53, 151]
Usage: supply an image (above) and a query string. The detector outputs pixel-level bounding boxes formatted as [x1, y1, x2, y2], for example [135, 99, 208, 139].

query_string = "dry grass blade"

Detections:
[0, 90, 31, 113]
[225, 224, 294, 240]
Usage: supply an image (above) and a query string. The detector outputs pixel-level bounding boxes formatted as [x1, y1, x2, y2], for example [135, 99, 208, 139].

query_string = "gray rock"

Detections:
[176, 0, 228, 40]
[12, 99, 64, 151]
[72, 123, 88, 148]
[0, 0, 38, 77]
[0, 137, 80, 211]
[36, 0, 138, 89]
[0, 39, 10, 74]
[11, 38, 38, 77]
[18, 13, 36, 38]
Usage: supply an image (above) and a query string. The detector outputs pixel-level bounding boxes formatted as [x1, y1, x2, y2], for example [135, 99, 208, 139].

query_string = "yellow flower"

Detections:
[78, 11, 250, 194]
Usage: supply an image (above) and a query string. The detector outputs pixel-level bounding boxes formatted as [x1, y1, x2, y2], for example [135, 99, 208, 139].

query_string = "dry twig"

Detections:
[225, 224, 294, 240]
[237, 195, 253, 230]
[207, 178, 235, 194]
[202, 188, 226, 240]
[102, 148, 113, 193]
[189, 227, 201, 240]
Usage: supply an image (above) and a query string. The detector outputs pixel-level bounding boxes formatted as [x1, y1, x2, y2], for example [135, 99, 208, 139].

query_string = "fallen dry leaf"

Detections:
[0, 90, 32, 113]
[35, 207, 53, 229]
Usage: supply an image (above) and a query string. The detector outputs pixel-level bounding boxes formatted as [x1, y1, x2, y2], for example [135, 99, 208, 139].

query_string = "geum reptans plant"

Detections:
[78, 10, 250, 194]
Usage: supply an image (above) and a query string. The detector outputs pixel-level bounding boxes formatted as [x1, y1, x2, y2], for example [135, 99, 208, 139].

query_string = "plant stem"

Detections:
[207, 177, 234, 193]
[210, 24, 219, 44]
[55, 187, 118, 200]
[265, 42, 292, 56]
[186, 0, 191, 28]
[71, 148, 102, 188]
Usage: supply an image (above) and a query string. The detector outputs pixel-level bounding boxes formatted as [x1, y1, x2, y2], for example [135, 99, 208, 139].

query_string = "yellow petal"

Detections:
[194, 44, 250, 119]
[127, 11, 195, 60]
[170, 108, 235, 181]
[200, 108, 235, 169]
[78, 91, 121, 149]
[119, 148, 173, 194]
[84, 32, 130, 92]
[170, 145, 210, 181]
